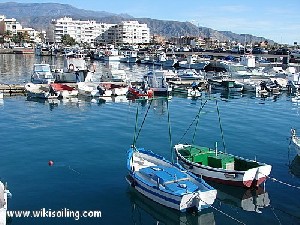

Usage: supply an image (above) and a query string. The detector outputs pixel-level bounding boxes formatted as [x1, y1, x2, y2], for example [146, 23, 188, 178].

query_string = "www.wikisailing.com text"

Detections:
[7, 208, 102, 220]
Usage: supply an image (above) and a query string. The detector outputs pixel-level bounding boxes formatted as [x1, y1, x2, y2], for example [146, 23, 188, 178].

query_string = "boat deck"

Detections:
[0, 188, 7, 225]
[139, 165, 199, 194]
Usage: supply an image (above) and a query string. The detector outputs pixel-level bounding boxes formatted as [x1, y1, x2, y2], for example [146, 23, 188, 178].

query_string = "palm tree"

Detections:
[3, 30, 12, 42]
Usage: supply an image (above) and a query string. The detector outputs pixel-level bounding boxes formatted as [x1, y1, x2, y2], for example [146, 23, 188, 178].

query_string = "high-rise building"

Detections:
[0, 15, 23, 35]
[50, 17, 116, 44]
[50, 17, 150, 45]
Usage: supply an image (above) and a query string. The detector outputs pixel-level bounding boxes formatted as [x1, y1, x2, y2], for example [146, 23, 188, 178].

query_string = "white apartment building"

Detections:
[101, 21, 150, 45]
[51, 17, 150, 45]
[51, 17, 116, 44]
[116, 21, 150, 44]
[0, 15, 22, 36]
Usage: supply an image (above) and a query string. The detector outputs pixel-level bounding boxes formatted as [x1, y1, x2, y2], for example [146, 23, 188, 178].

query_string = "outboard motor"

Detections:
[97, 85, 105, 96]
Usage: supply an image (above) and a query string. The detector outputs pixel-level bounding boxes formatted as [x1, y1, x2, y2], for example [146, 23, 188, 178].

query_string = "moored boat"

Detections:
[174, 144, 272, 188]
[31, 63, 56, 84]
[126, 146, 217, 212]
[126, 86, 153, 99]
[24, 83, 59, 99]
[291, 128, 300, 156]
[143, 70, 172, 96]
[0, 180, 12, 225]
[49, 83, 78, 99]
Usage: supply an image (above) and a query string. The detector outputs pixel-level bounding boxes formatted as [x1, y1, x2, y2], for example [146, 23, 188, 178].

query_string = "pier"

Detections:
[0, 84, 26, 95]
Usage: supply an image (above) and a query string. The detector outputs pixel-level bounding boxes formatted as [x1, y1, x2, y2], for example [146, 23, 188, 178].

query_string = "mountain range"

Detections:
[0, 2, 274, 45]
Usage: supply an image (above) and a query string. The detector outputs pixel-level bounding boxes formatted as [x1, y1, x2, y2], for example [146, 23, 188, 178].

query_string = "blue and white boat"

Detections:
[291, 128, 300, 156]
[0, 180, 11, 225]
[126, 146, 217, 212]
[31, 63, 55, 84]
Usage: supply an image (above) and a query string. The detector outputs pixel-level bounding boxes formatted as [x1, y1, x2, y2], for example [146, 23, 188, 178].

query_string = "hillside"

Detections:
[0, 2, 274, 44]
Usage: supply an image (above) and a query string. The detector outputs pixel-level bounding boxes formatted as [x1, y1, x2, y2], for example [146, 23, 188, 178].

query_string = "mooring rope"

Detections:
[192, 100, 207, 144]
[270, 205, 283, 225]
[198, 197, 246, 225]
[267, 175, 300, 190]
[215, 99, 227, 153]
[209, 203, 246, 225]
[132, 105, 139, 146]
[166, 99, 174, 163]
[178, 100, 208, 143]
[260, 171, 300, 190]
[134, 99, 153, 145]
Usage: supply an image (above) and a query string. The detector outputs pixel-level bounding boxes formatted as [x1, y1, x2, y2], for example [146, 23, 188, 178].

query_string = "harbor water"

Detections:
[0, 54, 300, 225]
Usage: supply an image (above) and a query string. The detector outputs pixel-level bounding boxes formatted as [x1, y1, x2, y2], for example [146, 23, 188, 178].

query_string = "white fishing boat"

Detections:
[178, 55, 210, 70]
[0, 181, 12, 225]
[174, 100, 271, 188]
[171, 85, 202, 97]
[210, 79, 244, 92]
[126, 146, 217, 212]
[24, 83, 59, 99]
[119, 51, 138, 63]
[177, 69, 205, 81]
[143, 70, 172, 96]
[103, 48, 122, 62]
[174, 144, 272, 188]
[49, 83, 78, 99]
[31, 63, 56, 84]
[291, 129, 300, 156]
[53, 55, 94, 83]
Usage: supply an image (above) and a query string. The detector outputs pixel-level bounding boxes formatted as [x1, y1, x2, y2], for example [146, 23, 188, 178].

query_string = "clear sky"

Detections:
[1, 0, 299, 45]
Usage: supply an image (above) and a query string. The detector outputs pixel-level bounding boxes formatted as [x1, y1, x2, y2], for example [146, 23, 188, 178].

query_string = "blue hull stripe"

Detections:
[136, 182, 182, 206]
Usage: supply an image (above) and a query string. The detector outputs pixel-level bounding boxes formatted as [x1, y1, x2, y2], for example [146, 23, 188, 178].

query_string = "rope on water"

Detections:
[209, 203, 246, 225]
[215, 99, 226, 153]
[192, 100, 207, 144]
[178, 100, 208, 143]
[270, 205, 283, 225]
[260, 171, 300, 190]
[268, 175, 300, 190]
[132, 105, 139, 146]
[199, 197, 246, 225]
[134, 99, 153, 145]
[166, 99, 173, 163]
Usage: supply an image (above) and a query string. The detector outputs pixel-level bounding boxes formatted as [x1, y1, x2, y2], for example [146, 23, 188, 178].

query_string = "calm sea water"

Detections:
[0, 54, 300, 225]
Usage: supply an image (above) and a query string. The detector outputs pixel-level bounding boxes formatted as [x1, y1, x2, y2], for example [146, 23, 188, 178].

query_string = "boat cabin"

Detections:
[178, 145, 260, 171]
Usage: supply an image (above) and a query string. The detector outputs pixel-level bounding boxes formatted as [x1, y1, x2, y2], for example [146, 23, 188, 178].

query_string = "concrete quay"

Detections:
[0, 84, 26, 95]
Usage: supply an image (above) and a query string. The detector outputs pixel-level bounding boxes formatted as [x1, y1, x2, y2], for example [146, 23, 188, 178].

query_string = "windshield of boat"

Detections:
[34, 65, 50, 72]
[228, 65, 247, 72]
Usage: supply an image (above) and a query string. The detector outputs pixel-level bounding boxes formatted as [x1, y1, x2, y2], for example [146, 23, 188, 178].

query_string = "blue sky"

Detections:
[1, 0, 300, 44]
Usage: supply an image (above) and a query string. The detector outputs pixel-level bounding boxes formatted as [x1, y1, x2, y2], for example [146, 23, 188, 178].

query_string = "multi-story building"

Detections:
[51, 17, 150, 45]
[0, 15, 22, 36]
[114, 21, 150, 45]
[50, 17, 116, 44]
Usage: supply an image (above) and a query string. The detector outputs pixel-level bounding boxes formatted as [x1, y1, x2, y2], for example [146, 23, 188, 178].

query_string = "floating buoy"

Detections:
[48, 160, 54, 166]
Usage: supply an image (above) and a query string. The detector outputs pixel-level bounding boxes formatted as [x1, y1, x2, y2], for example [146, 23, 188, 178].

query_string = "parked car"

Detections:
[290, 49, 300, 58]
[213, 47, 227, 53]
[231, 45, 245, 54]
[252, 47, 268, 54]
[275, 48, 290, 55]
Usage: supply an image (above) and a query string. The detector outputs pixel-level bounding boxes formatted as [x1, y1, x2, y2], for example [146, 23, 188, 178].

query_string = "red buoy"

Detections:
[48, 160, 54, 166]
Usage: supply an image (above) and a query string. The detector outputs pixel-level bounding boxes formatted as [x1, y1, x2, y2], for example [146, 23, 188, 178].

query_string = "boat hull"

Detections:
[292, 135, 300, 156]
[127, 147, 217, 212]
[174, 144, 271, 188]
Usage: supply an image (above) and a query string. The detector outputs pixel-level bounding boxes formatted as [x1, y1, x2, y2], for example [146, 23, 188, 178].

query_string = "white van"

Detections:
[290, 49, 300, 59]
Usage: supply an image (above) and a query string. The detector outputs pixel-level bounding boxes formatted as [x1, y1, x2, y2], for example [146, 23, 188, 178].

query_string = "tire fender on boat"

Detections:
[68, 64, 75, 71]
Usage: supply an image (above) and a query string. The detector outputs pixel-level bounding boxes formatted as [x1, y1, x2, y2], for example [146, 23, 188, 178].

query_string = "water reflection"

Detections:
[25, 94, 133, 110]
[289, 155, 300, 178]
[132, 97, 171, 116]
[208, 182, 270, 213]
[128, 189, 215, 225]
